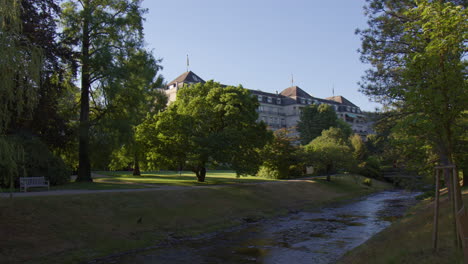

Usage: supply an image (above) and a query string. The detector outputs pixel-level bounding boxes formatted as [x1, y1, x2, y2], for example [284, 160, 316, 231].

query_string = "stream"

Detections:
[102, 190, 420, 264]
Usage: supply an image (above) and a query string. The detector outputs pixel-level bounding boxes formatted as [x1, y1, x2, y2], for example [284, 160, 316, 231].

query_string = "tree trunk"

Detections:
[463, 168, 468, 187]
[133, 154, 141, 176]
[193, 167, 206, 182]
[76, 2, 92, 183]
[326, 164, 331, 182]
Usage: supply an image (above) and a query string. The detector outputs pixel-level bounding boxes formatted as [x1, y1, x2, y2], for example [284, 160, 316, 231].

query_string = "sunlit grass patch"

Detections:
[94, 170, 279, 186]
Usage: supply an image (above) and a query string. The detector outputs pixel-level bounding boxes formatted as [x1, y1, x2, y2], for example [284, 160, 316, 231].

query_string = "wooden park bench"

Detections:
[457, 206, 468, 264]
[19, 177, 50, 192]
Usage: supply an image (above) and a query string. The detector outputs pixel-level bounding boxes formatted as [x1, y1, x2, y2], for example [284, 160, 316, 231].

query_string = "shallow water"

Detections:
[103, 190, 420, 264]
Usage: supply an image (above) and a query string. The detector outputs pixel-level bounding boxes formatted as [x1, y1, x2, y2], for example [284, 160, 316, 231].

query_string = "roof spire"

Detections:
[186, 54, 189, 72]
[332, 83, 335, 97]
[291, 73, 294, 87]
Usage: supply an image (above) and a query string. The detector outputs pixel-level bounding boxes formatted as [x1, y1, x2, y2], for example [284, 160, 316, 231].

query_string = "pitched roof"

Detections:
[167, 71, 205, 87]
[280, 86, 313, 99]
[325, 96, 358, 108]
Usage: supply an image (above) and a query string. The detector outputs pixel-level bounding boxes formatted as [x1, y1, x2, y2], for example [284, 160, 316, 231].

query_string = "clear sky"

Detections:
[141, 0, 381, 112]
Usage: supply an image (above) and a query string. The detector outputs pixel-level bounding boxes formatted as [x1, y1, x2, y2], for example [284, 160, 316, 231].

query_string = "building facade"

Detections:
[164, 71, 373, 139]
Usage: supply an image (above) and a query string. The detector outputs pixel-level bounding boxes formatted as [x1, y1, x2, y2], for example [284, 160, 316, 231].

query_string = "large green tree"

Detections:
[297, 104, 339, 145]
[304, 127, 354, 181]
[258, 128, 300, 179]
[106, 50, 167, 175]
[61, 0, 147, 181]
[357, 0, 467, 169]
[0, 0, 42, 188]
[137, 81, 270, 182]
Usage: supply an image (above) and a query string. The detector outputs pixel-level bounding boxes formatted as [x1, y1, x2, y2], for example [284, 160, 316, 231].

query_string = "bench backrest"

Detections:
[20, 177, 46, 185]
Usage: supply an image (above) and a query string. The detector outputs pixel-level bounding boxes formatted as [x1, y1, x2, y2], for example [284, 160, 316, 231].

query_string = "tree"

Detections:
[106, 50, 166, 175]
[358, 0, 467, 216]
[0, 0, 42, 189]
[297, 104, 338, 145]
[137, 81, 270, 182]
[13, 0, 77, 153]
[61, 0, 148, 182]
[304, 128, 354, 181]
[350, 134, 367, 162]
[258, 128, 301, 179]
[0, 0, 42, 134]
[357, 0, 467, 169]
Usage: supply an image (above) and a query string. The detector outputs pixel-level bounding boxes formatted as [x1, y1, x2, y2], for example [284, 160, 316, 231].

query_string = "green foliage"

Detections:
[0, 0, 42, 133]
[258, 128, 303, 179]
[256, 166, 281, 179]
[362, 178, 372, 187]
[350, 134, 367, 162]
[336, 118, 353, 139]
[137, 81, 270, 181]
[357, 156, 382, 179]
[297, 104, 338, 145]
[0, 135, 70, 187]
[304, 128, 355, 180]
[358, 0, 467, 168]
[0, 137, 24, 188]
[61, 0, 149, 181]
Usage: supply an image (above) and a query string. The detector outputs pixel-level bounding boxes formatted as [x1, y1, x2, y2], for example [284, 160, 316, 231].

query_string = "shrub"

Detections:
[288, 165, 304, 178]
[362, 178, 372, 186]
[357, 156, 382, 179]
[256, 166, 281, 179]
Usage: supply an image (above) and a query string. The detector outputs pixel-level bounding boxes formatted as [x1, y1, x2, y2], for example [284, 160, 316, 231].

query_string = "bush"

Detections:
[257, 166, 281, 179]
[362, 178, 372, 186]
[288, 165, 304, 178]
[357, 156, 382, 179]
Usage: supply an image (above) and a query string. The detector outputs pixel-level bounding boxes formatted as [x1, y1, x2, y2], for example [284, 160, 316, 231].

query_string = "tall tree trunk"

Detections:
[133, 153, 141, 176]
[76, 2, 92, 182]
[326, 164, 331, 182]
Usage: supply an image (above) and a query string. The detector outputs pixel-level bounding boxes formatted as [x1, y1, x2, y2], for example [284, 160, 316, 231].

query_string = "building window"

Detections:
[257, 95, 262, 101]
[258, 106, 264, 112]
[277, 98, 281, 104]
[267, 97, 272, 103]
[301, 98, 306, 104]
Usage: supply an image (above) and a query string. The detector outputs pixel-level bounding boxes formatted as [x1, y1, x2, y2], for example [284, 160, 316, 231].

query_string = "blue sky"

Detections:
[141, 0, 381, 111]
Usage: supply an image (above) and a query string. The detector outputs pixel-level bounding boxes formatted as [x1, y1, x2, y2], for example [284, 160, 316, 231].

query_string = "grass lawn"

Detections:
[0, 174, 390, 264]
[93, 170, 279, 186]
[1, 170, 277, 193]
[338, 189, 468, 264]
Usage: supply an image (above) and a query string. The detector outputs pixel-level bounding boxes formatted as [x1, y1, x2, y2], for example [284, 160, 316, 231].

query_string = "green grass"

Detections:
[93, 170, 279, 187]
[338, 190, 467, 264]
[0, 175, 391, 264]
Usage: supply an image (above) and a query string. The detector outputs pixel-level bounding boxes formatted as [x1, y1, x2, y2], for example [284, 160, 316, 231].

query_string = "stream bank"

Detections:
[94, 190, 419, 264]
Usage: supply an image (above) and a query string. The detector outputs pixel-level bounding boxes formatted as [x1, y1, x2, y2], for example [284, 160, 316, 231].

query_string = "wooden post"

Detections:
[453, 167, 461, 248]
[433, 169, 440, 251]
[453, 166, 463, 249]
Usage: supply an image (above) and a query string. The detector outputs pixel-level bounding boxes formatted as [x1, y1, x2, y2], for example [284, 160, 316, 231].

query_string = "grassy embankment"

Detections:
[1, 174, 390, 264]
[339, 189, 468, 264]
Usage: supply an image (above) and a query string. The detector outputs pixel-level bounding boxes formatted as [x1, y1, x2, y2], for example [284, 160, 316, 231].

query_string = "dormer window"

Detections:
[301, 98, 306, 104]
[267, 97, 272, 103]
[307, 99, 312, 104]
[277, 98, 281, 104]
[257, 95, 262, 101]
